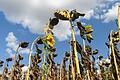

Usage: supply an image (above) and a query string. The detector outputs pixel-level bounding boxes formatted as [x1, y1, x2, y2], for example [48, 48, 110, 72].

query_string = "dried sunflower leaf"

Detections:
[6, 58, 12, 62]
[112, 31, 119, 38]
[65, 52, 70, 57]
[53, 53, 58, 57]
[76, 41, 83, 54]
[70, 9, 85, 21]
[85, 25, 93, 34]
[93, 49, 99, 55]
[98, 55, 103, 60]
[19, 42, 29, 48]
[86, 34, 93, 43]
[36, 37, 43, 44]
[35, 44, 42, 54]
[18, 54, 24, 60]
[0, 61, 4, 64]
[49, 18, 59, 26]
[113, 37, 119, 43]
[77, 22, 86, 39]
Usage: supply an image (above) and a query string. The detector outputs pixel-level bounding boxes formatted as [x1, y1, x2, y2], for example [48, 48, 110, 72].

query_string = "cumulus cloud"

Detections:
[92, 1, 120, 23]
[6, 32, 18, 51]
[53, 21, 71, 41]
[0, 0, 97, 41]
[5, 32, 29, 57]
[101, 3, 120, 23]
[84, 10, 94, 20]
[1, 0, 119, 41]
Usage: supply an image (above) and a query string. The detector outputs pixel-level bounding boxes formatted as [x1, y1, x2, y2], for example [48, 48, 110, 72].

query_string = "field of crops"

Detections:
[0, 8, 120, 80]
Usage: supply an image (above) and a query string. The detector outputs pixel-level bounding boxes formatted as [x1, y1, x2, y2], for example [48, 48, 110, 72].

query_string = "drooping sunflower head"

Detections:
[54, 10, 70, 20]
[45, 34, 55, 47]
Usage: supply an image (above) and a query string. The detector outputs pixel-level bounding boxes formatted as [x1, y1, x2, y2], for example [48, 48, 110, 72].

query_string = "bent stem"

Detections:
[69, 20, 81, 79]
[26, 36, 40, 80]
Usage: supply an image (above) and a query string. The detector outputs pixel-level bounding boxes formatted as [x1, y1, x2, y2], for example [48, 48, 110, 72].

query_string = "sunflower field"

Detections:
[0, 8, 120, 80]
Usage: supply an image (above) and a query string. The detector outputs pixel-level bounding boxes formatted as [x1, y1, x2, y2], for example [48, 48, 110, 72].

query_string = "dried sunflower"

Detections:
[54, 10, 70, 20]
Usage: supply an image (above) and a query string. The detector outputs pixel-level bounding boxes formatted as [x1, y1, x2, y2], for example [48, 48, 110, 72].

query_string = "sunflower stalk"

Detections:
[69, 20, 82, 79]
[69, 39, 75, 80]
[42, 45, 47, 80]
[1, 61, 7, 80]
[26, 36, 40, 80]
[10, 45, 20, 80]
[110, 31, 120, 80]
[70, 51, 75, 80]
[118, 5, 120, 42]
[82, 39, 91, 80]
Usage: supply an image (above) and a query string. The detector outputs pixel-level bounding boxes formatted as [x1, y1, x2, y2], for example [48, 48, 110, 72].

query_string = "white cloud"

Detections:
[101, 3, 119, 23]
[84, 10, 94, 20]
[0, 0, 97, 41]
[5, 32, 29, 57]
[53, 21, 71, 41]
[6, 32, 18, 51]
[1, 0, 119, 40]
[22, 66, 28, 72]
[19, 48, 30, 54]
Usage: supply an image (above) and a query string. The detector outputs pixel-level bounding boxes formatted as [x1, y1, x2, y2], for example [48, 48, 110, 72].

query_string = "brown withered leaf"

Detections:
[6, 58, 12, 62]
[19, 42, 29, 48]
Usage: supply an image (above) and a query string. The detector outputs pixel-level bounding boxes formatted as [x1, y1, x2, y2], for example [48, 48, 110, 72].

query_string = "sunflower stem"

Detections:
[10, 45, 20, 80]
[42, 44, 47, 80]
[69, 40, 75, 80]
[118, 5, 120, 43]
[110, 31, 120, 80]
[2, 61, 7, 80]
[69, 20, 82, 79]
[26, 36, 40, 80]
[82, 39, 91, 80]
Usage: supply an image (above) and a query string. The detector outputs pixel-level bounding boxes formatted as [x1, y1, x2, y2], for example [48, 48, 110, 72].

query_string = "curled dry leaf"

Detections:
[19, 42, 29, 48]
[70, 9, 85, 21]
[6, 58, 12, 62]
[49, 18, 59, 27]
[0, 60, 4, 64]
[36, 37, 43, 44]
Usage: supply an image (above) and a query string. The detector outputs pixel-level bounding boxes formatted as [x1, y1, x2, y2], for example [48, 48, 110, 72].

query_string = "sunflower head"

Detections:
[46, 34, 55, 47]
[54, 10, 70, 20]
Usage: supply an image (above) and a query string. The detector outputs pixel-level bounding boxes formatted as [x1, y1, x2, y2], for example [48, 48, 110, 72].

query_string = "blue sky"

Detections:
[0, 0, 120, 68]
